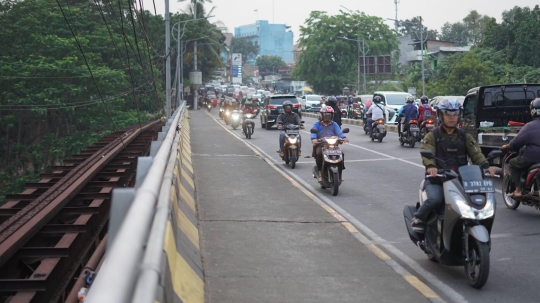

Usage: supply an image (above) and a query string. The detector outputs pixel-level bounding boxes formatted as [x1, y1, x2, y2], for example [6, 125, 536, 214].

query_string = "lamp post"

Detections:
[337, 37, 369, 94]
[388, 17, 427, 96]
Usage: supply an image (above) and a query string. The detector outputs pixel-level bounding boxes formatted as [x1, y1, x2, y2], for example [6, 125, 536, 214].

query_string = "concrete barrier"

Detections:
[301, 112, 398, 133]
[162, 110, 204, 303]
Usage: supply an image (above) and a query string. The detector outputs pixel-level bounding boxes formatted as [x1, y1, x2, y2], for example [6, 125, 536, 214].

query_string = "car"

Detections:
[260, 95, 302, 130]
[300, 94, 323, 112]
[372, 91, 411, 124]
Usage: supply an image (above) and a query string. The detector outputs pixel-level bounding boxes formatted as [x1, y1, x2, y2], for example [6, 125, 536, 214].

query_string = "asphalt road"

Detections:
[203, 107, 540, 303]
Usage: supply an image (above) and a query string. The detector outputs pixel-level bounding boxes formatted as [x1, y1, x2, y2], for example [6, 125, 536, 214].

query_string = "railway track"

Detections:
[0, 120, 163, 303]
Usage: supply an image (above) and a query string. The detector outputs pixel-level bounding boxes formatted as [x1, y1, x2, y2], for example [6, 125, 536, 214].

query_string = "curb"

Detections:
[302, 112, 398, 133]
[162, 110, 204, 303]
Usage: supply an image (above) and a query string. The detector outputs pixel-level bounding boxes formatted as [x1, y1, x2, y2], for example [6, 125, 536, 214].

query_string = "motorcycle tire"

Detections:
[400, 137, 405, 146]
[410, 140, 415, 148]
[378, 136, 383, 143]
[502, 173, 520, 209]
[290, 149, 297, 169]
[465, 238, 490, 289]
[247, 127, 252, 139]
[232, 125, 237, 130]
[331, 170, 339, 196]
[266, 122, 272, 130]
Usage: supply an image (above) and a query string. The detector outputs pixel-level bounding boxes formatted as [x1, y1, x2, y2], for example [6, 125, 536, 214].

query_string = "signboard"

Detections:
[359, 56, 392, 74]
[232, 53, 242, 66]
[232, 65, 242, 77]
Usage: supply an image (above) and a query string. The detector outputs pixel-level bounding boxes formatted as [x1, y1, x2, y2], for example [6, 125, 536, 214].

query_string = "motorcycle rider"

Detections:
[418, 95, 434, 126]
[411, 98, 496, 232]
[325, 96, 342, 128]
[310, 106, 349, 182]
[501, 98, 540, 198]
[277, 101, 304, 157]
[241, 100, 257, 135]
[365, 96, 385, 135]
[396, 95, 419, 137]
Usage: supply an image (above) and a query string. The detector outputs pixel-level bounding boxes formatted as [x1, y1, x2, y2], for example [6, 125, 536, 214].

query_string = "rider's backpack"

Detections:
[422, 105, 432, 119]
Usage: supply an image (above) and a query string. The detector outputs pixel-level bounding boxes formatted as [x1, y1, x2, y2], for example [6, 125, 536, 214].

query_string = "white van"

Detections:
[373, 91, 411, 124]
[300, 95, 323, 112]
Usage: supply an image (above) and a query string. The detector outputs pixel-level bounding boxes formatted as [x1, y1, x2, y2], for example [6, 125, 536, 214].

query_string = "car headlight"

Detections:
[450, 191, 495, 219]
[326, 138, 338, 145]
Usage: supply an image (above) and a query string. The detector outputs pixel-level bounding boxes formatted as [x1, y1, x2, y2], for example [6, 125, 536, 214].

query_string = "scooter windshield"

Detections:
[458, 165, 483, 181]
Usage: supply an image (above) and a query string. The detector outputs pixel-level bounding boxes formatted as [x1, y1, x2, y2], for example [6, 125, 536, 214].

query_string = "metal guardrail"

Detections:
[85, 102, 186, 303]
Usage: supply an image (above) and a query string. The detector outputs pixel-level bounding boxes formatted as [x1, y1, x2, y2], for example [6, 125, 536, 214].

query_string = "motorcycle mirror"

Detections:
[310, 128, 318, 134]
[342, 128, 350, 133]
[420, 150, 435, 159]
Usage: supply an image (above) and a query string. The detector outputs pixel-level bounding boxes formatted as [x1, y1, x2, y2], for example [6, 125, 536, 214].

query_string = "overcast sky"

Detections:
[141, 0, 539, 43]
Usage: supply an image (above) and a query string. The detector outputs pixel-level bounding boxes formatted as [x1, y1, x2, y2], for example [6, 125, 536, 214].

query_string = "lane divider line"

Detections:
[204, 111, 451, 303]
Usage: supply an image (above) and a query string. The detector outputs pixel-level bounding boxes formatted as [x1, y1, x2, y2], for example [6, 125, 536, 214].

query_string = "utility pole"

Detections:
[361, 38, 368, 94]
[394, 0, 399, 32]
[177, 14, 181, 107]
[193, 0, 197, 71]
[165, 0, 171, 118]
[420, 16, 425, 96]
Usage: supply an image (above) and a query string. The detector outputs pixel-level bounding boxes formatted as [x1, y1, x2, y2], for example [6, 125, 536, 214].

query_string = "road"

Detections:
[203, 107, 540, 303]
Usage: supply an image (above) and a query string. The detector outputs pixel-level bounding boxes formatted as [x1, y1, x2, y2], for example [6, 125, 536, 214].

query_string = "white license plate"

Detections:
[377, 124, 385, 129]
[410, 126, 419, 131]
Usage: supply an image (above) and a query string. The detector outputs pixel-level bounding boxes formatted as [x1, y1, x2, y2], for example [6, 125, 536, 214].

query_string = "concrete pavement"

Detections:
[189, 109, 434, 303]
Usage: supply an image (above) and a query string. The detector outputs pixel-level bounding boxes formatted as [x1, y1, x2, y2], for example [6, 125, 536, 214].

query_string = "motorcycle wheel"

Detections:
[378, 136, 383, 143]
[426, 252, 438, 262]
[232, 125, 237, 130]
[420, 127, 426, 139]
[410, 139, 415, 148]
[290, 149, 297, 169]
[502, 173, 520, 209]
[399, 137, 405, 146]
[331, 170, 339, 196]
[465, 238, 490, 289]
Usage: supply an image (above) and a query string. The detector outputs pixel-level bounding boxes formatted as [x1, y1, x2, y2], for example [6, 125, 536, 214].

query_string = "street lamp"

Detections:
[337, 36, 369, 94]
[340, 5, 363, 95]
[388, 17, 427, 96]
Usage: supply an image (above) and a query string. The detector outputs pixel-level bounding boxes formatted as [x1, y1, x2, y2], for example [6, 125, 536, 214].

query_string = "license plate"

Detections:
[325, 149, 341, 155]
[410, 126, 419, 131]
[278, 109, 284, 113]
[463, 179, 495, 193]
[377, 124, 385, 129]
[286, 130, 299, 134]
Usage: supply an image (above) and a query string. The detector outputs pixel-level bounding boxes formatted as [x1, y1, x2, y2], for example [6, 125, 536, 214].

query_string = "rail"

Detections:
[85, 102, 187, 303]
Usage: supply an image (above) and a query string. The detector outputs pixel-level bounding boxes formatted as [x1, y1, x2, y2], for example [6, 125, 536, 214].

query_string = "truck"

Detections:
[461, 83, 539, 167]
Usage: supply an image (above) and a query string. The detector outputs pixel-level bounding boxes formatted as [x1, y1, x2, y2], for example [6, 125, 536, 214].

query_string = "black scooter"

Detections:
[403, 150, 502, 289]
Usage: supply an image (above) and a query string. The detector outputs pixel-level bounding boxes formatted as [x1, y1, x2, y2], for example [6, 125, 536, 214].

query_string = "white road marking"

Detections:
[205, 111, 467, 303]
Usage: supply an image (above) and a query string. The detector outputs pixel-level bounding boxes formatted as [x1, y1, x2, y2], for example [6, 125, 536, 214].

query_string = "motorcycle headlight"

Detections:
[225, 111, 230, 115]
[450, 191, 495, 219]
[245, 114, 253, 118]
[288, 137, 298, 144]
[326, 138, 338, 145]
[232, 114, 240, 119]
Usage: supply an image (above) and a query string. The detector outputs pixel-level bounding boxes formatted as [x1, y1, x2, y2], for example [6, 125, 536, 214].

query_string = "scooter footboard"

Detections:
[403, 205, 422, 244]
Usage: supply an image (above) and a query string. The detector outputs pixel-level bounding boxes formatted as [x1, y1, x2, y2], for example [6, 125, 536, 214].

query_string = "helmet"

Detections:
[406, 95, 415, 103]
[420, 95, 429, 104]
[282, 100, 293, 112]
[245, 100, 252, 106]
[373, 96, 382, 104]
[438, 98, 462, 127]
[530, 98, 540, 118]
[326, 96, 337, 106]
[319, 106, 334, 122]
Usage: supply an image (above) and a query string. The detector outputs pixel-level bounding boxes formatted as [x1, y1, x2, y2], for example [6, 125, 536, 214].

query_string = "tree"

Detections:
[230, 37, 258, 63]
[256, 55, 286, 74]
[398, 17, 438, 41]
[462, 10, 492, 45]
[439, 22, 468, 46]
[292, 11, 398, 94]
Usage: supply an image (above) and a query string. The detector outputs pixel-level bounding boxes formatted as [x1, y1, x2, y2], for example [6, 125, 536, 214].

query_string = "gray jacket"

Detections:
[510, 117, 540, 163]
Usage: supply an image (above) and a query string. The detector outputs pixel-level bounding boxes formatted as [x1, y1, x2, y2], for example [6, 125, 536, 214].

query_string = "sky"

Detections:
[141, 0, 539, 44]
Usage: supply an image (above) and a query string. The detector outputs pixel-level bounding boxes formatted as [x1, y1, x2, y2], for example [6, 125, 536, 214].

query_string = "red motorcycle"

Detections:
[419, 118, 436, 141]
[502, 152, 540, 210]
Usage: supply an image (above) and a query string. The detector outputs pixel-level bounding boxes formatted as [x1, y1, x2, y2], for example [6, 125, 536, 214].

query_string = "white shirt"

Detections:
[366, 103, 385, 120]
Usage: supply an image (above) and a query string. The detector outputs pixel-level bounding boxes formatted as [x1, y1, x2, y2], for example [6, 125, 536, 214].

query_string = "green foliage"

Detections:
[398, 16, 438, 40]
[256, 55, 286, 74]
[230, 37, 258, 63]
[293, 11, 398, 95]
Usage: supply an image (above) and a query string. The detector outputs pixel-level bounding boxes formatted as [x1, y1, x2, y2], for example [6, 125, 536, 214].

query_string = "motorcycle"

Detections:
[206, 102, 212, 112]
[281, 123, 303, 169]
[502, 151, 540, 210]
[219, 106, 225, 119]
[242, 112, 256, 139]
[340, 104, 348, 118]
[224, 109, 232, 125]
[403, 150, 502, 289]
[363, 113, 370, 135]
[230, 110, 241, 130]
[419, 118, 436, 140]
[310, 128, 350, 196]
[370, 118, 387, 142]
[399, 119, 420, 148]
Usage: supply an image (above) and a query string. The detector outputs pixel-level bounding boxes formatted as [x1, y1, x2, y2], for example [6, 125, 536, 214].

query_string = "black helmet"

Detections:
[531, 98, 540, 118]
[326, 96, 337, 106]
[420, 95, 429, 104]
[373, 96, 382, 104]
[282, 100, 293, 112]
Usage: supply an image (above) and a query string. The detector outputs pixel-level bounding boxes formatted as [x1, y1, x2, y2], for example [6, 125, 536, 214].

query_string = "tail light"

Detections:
[427, 119, 433, 124]
[377, 119, 384, 124]
[268, 105, 277, 109]
[293, 104, 300, 108]
[411, 119, 418, 124]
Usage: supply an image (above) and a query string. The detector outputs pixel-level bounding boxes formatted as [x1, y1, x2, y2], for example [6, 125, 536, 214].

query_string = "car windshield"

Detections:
[384, 94, 409, 105]
[306, 96, 322, 101]
[269, 97, 298, 105]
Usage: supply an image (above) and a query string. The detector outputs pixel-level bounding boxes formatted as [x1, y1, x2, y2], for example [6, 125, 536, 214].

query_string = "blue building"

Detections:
[234, 20, 294, 63]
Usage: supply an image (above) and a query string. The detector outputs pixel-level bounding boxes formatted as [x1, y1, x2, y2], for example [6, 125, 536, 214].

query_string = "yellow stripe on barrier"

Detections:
[164, 222, 204, 303]
[180, 181, 197, 213]
[173, 195, 200, 250]
[182, 157, 194, 174]
[181, 168, 195, 189]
